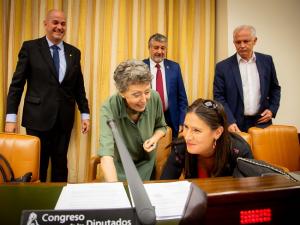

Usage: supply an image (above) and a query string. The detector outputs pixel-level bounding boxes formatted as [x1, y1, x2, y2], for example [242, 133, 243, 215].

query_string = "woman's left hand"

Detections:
[143, 138, 157, 152]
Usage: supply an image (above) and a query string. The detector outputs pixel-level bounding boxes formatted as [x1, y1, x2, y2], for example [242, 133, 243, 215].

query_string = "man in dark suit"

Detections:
[143, 33, 188, 138]
[5, 9, 90, 182]
[214, 25, 281, 132]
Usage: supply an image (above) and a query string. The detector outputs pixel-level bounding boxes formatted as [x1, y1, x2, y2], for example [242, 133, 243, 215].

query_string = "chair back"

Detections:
[248, 125, 300, 171]
[155, 127, 172, 179]
[0, 133, 40, 182]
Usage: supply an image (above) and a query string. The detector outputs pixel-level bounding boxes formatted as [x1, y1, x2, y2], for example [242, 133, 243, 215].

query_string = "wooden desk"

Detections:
[192, 175, 300, 225]
[0, 175, 299, 225]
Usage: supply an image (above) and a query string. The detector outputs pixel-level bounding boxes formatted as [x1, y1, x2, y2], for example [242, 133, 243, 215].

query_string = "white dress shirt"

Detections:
[46, 37, 67, 83]
[237, 53, 261, 116]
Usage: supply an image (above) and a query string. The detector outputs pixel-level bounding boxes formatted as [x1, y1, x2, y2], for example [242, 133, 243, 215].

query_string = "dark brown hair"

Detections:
[186, 98, 231, 177]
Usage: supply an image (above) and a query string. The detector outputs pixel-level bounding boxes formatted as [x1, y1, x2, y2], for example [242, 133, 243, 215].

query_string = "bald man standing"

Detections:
[5, 9, 90, 182]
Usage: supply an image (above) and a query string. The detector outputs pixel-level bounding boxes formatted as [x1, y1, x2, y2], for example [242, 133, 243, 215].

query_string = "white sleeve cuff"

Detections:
[6, 114, 17, 122]
[81, 113, 90, 120]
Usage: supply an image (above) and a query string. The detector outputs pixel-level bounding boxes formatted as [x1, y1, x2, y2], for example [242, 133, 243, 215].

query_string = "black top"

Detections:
[160, 132, 253, 179]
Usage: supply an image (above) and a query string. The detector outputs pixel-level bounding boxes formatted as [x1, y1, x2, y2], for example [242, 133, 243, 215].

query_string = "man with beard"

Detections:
[143, 33, 188, 138]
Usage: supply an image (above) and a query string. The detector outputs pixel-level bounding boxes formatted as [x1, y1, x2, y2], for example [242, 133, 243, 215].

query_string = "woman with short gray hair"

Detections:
[113, 60, 152, 92]
[99, 59, 167, 182]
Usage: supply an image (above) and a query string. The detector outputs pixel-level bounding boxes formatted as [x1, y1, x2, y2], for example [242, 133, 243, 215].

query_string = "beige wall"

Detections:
[216, 0, 300, 131]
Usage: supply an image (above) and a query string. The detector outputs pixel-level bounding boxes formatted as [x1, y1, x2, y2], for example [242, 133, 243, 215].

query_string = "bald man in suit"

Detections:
[5, 9, 90, 182]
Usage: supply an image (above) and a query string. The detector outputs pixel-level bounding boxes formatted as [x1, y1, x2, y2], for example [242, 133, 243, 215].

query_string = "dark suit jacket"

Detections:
[213, 52, 281, 128]
[6, 36, 90, 131]
[143, 59, 188, 137]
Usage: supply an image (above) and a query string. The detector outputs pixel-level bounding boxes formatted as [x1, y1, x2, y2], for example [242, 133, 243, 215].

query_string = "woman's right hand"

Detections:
[143, 138, 157, 152]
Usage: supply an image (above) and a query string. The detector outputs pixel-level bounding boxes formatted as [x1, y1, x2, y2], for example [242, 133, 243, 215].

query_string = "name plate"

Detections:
[20, 208, 139, 225]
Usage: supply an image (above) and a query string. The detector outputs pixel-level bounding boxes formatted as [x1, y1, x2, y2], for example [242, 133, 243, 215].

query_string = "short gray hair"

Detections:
[233, 25, 256, 38]
[148, 33, 168, 48]
[113, 60, 153, 93]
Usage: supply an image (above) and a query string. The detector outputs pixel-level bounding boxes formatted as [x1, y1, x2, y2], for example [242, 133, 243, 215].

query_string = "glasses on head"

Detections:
[202, 100, 217, 110]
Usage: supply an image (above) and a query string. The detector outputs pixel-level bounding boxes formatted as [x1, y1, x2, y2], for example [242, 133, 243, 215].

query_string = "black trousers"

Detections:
[241, 115, 272, 132]
[26, 121, 72, 182]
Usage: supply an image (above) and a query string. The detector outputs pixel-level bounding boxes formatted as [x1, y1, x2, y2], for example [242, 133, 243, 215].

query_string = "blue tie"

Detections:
[51, 45, 60, 78]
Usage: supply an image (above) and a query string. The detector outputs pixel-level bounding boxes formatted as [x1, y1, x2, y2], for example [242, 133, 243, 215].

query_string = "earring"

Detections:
[212, 139, 217, 149]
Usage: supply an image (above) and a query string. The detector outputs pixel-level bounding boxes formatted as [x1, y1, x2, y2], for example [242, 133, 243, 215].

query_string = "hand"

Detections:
[81, 119, 90, 134]
[143, 138, 157, 152]
[5, 122, 17, 133]
[228, 123, 241, 133]
[257, 109, 273, 124]
[178, 125, 183, 133]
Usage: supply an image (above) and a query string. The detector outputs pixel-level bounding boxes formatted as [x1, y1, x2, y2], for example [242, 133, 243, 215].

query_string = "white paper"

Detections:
[55, 181, 191, 221]
[130, 181, 191, 220]
[55, 182, 132, 209]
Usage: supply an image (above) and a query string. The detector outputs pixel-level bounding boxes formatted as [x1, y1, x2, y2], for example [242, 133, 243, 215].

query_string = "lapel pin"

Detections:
[70, 54, 72, 57]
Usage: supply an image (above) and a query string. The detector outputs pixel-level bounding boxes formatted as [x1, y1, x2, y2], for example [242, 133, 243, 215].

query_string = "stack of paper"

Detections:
[55, 182, 131, 209]
[135, 181, 191, 220]
[55, 181, 191, 221]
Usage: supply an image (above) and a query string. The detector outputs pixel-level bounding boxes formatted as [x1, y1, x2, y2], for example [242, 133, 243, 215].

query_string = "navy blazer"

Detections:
[6, 36, 90, 131]
[213, 52, 281, 128]
[143, 59, 188, 137]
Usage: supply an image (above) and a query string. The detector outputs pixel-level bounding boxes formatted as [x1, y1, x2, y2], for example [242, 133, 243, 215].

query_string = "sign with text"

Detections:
[20, 208, 138, 225]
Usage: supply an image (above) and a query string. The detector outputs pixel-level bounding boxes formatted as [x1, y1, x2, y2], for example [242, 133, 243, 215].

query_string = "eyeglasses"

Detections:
[202, 100, 217, 110]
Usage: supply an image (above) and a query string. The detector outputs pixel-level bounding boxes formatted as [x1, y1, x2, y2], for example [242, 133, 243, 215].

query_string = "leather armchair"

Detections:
[248, 125, 300, 172]
[88, 127, 172, 182]
[0, 133, 40, 182]
[154, 126, 173, 179]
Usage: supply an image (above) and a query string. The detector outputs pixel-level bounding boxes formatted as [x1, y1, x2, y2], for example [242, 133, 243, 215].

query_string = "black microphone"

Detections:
[107, 119, 156, 225]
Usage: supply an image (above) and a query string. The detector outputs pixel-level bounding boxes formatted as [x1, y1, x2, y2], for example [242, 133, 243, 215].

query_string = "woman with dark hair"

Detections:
[161, 98, 253, 179]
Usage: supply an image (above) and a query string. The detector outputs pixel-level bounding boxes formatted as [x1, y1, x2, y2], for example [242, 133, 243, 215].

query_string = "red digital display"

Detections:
[240, 208, 272, 224]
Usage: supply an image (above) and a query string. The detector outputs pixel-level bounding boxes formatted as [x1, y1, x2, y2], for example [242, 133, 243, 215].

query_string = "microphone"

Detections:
[107, 119, 156, 225]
